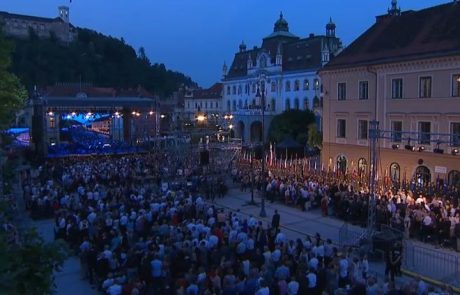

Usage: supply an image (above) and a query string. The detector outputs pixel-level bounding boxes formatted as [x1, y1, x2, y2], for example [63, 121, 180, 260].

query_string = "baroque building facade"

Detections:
[0, 6, 77, 43]
[319, 1, 460, 187]
[222, 13, 342, 143]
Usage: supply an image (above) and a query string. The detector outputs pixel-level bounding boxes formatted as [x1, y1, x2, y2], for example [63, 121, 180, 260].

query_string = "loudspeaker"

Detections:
[200, 150, 209, 165]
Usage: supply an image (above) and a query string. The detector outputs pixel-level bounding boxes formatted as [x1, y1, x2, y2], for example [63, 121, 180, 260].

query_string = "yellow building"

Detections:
[319, 1, 460, 187]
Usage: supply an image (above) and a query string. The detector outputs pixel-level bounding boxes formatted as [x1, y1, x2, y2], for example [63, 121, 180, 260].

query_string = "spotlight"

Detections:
[405, 144, 415, 151]
[71, 112, 76, 116]
[149, 111, 154, 115]
[392, 144, 400, 150]
[433, 148, 444, 154]
[48, 111, 54, 116]
[418, 146, 425, 152]
[114, 111, 119, 116]
[451, 148, 459, 155]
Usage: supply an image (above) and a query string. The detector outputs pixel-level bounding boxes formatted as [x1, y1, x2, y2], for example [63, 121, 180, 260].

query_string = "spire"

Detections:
[388, 0, 401, 16]
[222, 61, 228, 79]
[276, 44, 282, 66]
[326, 17, 336, 37]
[239, 40, 247, 52]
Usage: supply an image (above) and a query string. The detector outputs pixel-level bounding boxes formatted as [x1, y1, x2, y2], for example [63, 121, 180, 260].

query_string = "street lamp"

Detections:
[255, 79, 267, 218]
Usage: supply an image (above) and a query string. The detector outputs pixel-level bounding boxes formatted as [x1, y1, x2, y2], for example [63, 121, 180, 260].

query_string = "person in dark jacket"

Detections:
[272, 210, 280, 231]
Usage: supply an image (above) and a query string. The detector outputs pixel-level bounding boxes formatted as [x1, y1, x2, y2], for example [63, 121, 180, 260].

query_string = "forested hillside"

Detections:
[9, 28, 197, 96]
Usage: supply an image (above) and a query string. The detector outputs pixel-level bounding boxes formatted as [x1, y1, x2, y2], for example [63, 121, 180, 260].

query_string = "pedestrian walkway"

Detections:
[210, 187, 408, 287]
[13, 166, 97, 295]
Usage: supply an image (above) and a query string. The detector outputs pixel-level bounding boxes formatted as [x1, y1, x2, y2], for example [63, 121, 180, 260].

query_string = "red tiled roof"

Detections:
[192, 83, 223, 99]
[44, 85, 116, 97]
[322, 2, 460, 70]
[43, 84, 155, 98]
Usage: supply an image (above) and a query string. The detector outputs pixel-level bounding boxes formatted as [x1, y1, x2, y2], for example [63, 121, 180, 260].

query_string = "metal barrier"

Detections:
[403, 239, 460, 287]
[338, 222, 366, 248]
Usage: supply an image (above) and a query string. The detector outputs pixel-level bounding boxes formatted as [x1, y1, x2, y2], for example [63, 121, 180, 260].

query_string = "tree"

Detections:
[307, 123, 322, 149]
[0, 226, 68, 295]
[9, 28, 198, 97]
[268, 110, 316, 144]
[0, 31, 27, 130]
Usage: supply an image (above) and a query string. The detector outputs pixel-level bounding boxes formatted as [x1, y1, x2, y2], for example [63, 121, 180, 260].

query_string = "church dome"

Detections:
[274, 12, 289, 32]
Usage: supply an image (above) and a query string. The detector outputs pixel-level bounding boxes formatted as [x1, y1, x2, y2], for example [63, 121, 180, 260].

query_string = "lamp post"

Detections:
[256, 79, 267, 218]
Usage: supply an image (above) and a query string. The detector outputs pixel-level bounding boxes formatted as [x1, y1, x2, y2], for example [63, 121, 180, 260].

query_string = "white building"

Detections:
[222, 13, 342, 143]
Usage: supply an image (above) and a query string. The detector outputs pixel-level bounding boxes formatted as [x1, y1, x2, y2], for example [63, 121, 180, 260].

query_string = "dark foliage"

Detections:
[268, 109, 316, 144]
[9, 28, 198, 96]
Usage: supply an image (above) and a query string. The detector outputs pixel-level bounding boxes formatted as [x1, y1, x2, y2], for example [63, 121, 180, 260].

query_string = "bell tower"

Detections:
[58, 6, 70, 23]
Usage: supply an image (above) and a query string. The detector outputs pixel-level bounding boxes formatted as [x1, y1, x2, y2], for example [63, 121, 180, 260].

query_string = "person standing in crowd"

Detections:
[272, 209, 280, 231]
[389, 242, 402, 282]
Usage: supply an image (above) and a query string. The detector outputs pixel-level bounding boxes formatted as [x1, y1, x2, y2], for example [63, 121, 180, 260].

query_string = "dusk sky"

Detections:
[1, 0, 449, 88]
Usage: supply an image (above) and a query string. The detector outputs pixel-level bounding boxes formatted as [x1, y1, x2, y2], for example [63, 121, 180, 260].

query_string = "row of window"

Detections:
[187, 101, 219, 110]
[333, 156, 460, 186]
[337, 74, 460, 100]
[226, 98, 313, 112]
[336, 119, 460, 146]
[226, 79, 320, 95]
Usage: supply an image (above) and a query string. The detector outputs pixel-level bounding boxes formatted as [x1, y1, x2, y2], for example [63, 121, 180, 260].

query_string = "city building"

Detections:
[0, 6, 77, 43]
[222, 12, 342, 143]
[319, 1, 460, 186]
[184, 83, 224, 129]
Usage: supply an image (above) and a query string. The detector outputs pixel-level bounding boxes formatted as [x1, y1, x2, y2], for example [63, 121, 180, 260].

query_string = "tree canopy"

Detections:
[0, 31, 27, 130]
[268, 110, 316, 145]
[9, 28, 197, 97]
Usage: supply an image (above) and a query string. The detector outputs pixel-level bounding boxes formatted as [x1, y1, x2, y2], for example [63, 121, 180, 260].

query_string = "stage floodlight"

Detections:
[452, 148, 459, 156]
[418, 146, 425, 152]
[392, 144, 400, 150]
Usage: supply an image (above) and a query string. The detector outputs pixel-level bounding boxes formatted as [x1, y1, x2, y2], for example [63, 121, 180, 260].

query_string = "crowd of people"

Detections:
[15, 147, 459, 295]
[48, 127, 142, 157]
[233, 159, 460, 252]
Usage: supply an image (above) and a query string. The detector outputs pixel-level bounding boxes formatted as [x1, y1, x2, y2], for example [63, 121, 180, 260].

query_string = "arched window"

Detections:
[448, 170, 460, 187]
[314, 79, 320, 90]
[259, 55, 267, 68]
[336, 155, 347, 174]
[244, 100, 248, 108]
[294, 98, 299, 110]
[415, 166, 431, 186]
[285, 81, 291, 92]
[303, 79, 310, 90]
[238, 99, 243, 109]
[252, 84, 256, 93]
[390, 162, 400, 184]
[285, 98, 291, 111]
[294, 80, 300, 91]
[271, 98, 276, 112]
[358, 158, 368, 177]
[227, 100, 231, 112]
[227, 86, 231, 95]
[232, 86, 236, 95]
[238, 85, 242, 95]
[271, 81, 276, 92]
[303, 98, 309, 110]
[232, 100, 237, 111]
